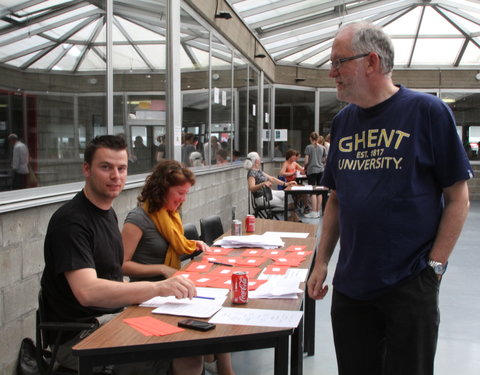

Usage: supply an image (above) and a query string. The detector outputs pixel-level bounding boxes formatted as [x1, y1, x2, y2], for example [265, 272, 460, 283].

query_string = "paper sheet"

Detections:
[249, 279, 303, 299]
[258, 267, 309, 282]
[209, 307, 303, 328]
[123, 316, 184, 336]
[263, 231, 309, 239]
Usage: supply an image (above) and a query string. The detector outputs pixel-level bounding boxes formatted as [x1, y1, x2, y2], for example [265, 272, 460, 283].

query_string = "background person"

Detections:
[215, 148, 228, 165]
[279, 149, 304, 183]
[155, 134, 166, 162]
[189, 151, 204, 167]
[303, 132, 326, 218]
[8, 133, 29, 189]
[244, 151, 296, 210]
[121, 159, 234, 375]
[307, 22, 472, 375]
[203, 135, 220, 165]
[181, 133, 196, 167]
[40, 136, 196, 374]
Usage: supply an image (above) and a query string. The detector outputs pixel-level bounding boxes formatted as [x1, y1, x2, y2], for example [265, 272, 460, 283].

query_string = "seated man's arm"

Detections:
[65, 268, 196, 308]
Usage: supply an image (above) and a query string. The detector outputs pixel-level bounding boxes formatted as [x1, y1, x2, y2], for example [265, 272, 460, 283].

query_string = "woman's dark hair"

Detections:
[84, 135, 128, 165]
[139, 159, 196, 213]
[285, 149, 298, 160]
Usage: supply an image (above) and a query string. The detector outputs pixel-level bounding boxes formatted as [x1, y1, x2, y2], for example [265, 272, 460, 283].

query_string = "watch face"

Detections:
[434, 264, 445, 275]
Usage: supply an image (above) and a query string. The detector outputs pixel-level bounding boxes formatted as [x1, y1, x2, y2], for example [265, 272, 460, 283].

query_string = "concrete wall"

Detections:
[0, 166, 248, 375]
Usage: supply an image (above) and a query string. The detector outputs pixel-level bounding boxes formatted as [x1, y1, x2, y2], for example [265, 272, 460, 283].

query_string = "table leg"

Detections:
[304, 295, 316, 356]
[321, 191, 328, 215]
[274, 336, 289, 375]
[284, 191, 289, 221]
[291, 317, 304, 375]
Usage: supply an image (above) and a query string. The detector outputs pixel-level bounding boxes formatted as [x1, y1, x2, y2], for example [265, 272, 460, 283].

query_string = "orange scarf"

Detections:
[143, 203, 196, 269]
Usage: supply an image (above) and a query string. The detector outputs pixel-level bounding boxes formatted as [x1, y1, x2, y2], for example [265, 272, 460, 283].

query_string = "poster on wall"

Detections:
[275, 129, 288, 141]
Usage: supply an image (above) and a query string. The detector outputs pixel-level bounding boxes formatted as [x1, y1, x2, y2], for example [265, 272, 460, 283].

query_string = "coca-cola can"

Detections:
[245, 215, 256, 233]
[231, 271, 249, 304]
[231, 220, 242, 236]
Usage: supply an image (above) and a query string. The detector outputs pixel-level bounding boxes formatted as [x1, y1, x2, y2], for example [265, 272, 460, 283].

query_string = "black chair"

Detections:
[36, 289, 96, 375]
[199, 215, 224, 246]
[251, 191, 269, 219]
[180, 223, 202, 261]
[254, 186, 284, 220]
[183, 223, 200, 241]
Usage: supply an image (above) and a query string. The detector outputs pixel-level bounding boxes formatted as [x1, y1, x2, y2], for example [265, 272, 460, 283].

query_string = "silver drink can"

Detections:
[231, 219, 242, 235]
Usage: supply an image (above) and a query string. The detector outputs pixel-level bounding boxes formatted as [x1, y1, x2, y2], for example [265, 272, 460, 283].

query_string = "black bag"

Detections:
[17, 337, 40, 375]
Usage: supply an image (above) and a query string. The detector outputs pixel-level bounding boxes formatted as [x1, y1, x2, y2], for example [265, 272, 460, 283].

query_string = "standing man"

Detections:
[8, 133, 29, 189]
[41, 135, 197, 374]
[307, 22, 472, 375]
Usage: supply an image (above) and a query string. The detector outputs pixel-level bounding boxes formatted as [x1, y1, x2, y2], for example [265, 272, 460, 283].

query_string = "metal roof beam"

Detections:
[249, 0, 359, 30]
[113, 17, 155, 71]
[258, 0, 415, 39]
[261, 0, 416, 44]
[0, 8, 102, 46]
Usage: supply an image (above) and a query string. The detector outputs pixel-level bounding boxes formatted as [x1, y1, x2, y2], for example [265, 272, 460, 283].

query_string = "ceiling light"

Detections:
[295, 66, 305, 82]
[254, 41, 266, 58]
[215, 11, 232, 19]
[475, 73, 480, 81]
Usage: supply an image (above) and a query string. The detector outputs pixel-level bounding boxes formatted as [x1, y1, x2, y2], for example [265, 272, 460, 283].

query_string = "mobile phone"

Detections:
[177, 319, 216, 331]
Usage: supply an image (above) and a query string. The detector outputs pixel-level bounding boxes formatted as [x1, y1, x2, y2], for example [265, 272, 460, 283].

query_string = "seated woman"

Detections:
[121, 160, 235, 375]
[279, 149, 305, 183]
[244, 151, 296, 209]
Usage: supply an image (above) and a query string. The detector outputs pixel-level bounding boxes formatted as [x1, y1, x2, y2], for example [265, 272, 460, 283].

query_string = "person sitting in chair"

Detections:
[243, 151, 296, 210]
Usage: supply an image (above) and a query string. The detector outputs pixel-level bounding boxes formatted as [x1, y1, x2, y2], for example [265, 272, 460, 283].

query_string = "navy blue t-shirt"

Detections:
[322, 85, 473, 300]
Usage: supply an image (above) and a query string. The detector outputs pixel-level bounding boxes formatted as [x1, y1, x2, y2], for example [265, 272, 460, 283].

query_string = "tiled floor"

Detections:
[228, 201, 480, 375]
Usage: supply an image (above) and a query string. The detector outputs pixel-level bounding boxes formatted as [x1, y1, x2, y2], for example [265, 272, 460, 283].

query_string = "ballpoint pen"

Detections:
[208, 260, 233, 267]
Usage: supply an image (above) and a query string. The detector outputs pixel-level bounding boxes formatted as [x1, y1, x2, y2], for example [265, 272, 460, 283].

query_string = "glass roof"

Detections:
[0, 0, 478, 73]
[229, 0, 480, 69]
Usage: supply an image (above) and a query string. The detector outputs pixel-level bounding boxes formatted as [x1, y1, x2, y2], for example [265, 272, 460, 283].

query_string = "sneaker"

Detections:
[204, 360, 218, 374]
[303, 212, 317, 218]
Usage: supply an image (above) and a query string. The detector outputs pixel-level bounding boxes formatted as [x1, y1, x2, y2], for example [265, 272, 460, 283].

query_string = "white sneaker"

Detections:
[304, 212, 317, 218]
[204, 360, 218, 374]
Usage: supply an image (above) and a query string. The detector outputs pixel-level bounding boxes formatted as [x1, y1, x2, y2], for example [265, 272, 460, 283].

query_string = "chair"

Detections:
[251, 191, 268, 219]
[251, 186, 284, 220]
[199, 215, 224, 246]
[180, 223, 202, 261]
[36, 289, 96, 375]
[183, 223, 200, 241]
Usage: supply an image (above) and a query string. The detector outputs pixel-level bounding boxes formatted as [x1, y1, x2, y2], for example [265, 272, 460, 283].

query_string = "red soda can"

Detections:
[245, 215, 256, 233]
[231, 271, 249, 304]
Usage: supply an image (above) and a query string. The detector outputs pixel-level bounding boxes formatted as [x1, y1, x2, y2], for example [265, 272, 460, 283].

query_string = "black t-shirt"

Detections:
[41, 190, 123, 334]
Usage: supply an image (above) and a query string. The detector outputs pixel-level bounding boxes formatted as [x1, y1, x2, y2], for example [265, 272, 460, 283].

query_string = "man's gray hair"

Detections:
[344, 22, 395, 74]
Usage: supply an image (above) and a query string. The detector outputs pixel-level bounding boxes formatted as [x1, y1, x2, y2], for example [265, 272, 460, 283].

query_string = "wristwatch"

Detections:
[428, 260, 448, 276]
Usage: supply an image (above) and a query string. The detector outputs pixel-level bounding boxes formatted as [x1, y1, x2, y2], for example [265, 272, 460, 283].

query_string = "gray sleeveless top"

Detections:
[124, 206, 169, 281]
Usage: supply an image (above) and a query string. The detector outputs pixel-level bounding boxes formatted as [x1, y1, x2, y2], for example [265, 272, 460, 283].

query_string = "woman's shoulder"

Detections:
[125, 206, 151, 225]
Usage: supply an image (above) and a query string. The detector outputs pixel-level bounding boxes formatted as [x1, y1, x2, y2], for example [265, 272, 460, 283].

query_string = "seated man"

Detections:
[40, 135, 198, 375]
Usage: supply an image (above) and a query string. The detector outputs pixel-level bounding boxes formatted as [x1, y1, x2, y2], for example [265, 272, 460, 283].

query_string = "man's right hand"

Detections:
[158, 275, 196, 299]
[307, 263, 329, 300]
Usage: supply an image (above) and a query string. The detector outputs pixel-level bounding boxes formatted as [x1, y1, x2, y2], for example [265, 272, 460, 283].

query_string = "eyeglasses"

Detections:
[330, 53, 370, 70]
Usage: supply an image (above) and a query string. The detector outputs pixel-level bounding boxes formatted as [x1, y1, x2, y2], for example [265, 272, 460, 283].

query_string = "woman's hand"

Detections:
[286, 181, 297, 187]
[262, 181, 273, 188]
[195, 240, 210, 253]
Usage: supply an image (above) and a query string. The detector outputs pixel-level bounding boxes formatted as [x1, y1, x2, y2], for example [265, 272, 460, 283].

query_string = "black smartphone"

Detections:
[177, 319, 216, 331]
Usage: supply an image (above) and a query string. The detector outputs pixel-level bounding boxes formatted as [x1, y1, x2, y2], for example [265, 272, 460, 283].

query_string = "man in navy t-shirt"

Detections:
[307, 22, 472, 375]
